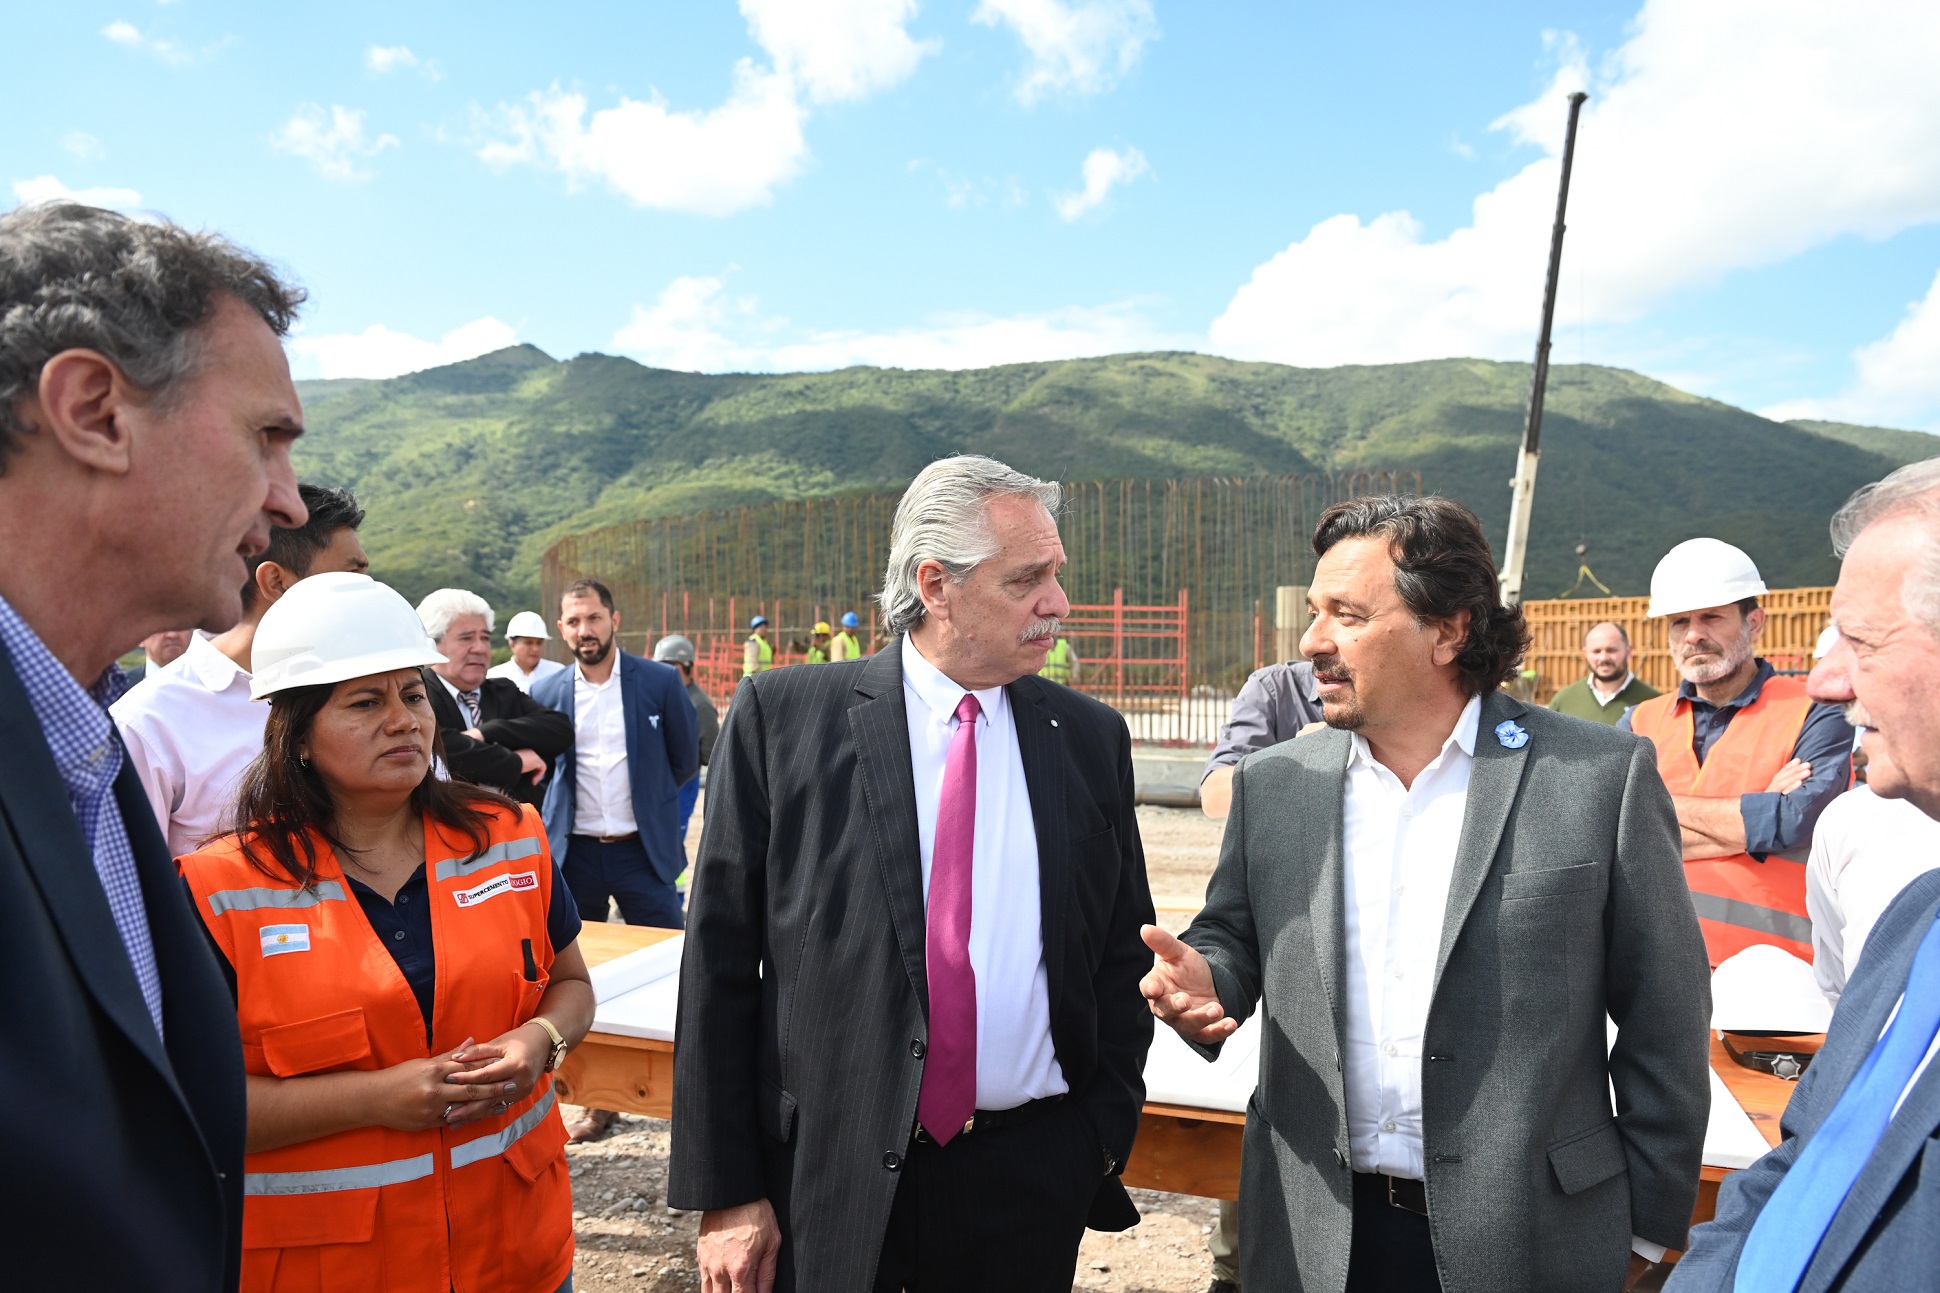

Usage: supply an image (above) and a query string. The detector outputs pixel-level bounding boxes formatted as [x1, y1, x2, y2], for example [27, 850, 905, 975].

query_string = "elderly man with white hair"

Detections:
[416, 587, 572, 807]
[1670, 457, 1940, 1290]
[672, 455, 1156, 1293]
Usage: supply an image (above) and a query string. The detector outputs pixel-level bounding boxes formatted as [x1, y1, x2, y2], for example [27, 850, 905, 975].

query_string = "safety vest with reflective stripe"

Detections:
[829, 629, 860, 662]
[744, 634, 773, 677]
[1039, 637, 1074, 685]
[1628, 675, 1817, 966]
[179, 803, 573, 1293]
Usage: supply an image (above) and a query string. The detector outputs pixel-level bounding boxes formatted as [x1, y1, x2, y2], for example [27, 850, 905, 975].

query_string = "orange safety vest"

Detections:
[1629, 675, 1816, 966]
[180, 803, 573, 1293]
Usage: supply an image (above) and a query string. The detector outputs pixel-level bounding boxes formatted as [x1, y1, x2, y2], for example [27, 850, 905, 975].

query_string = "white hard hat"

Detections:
[251, 572, 448, 701]
[1710, 945, 1833, 1033]
[1647, 538, 1768, 618]
[505, 610, 551, 641]
[1814, 623, 1840, 659]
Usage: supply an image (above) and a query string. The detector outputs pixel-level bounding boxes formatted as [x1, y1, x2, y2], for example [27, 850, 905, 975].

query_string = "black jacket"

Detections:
[0, 638, 246, 1290]
[423, 670, 574, 807]
[670, 639, 1156, 1290]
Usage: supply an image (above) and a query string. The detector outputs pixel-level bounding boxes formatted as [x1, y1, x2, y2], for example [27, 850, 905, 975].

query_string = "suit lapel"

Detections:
[1433, 690, 1531, 990]
[1008, 674, 1068, 1018]
[848, 640, 931, 1010]
[1803, 1058, 1940, 1291]
[616, 654, 640, 772]
[1304, 730, 1352, 1030]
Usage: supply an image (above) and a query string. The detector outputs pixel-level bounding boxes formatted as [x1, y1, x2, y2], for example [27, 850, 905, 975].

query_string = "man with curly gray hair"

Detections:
[0, 202, 307, 1288]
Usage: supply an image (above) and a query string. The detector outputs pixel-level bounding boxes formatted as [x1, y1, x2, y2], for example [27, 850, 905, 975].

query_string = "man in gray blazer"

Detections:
[1143, 495, 1711, 1293]
[1668, 458, 1940, 1291]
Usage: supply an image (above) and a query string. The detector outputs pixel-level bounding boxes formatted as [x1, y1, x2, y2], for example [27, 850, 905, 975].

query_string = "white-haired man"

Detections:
[417, 587, 572, 808]
[672, 455, 1157, 1292]
[1670, 459, 1940, 1290]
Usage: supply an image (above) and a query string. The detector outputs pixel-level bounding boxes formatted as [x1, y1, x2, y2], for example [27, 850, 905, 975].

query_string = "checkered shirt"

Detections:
[0, 595, 163, 1039]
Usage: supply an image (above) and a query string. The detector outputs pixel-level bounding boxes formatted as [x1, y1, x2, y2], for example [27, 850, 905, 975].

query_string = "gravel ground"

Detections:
[573, 801, 1230, 1291]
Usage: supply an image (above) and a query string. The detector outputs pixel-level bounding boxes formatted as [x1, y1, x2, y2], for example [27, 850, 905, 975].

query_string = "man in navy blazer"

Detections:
[1670, 457, 1940, 1291]
[535, 577, 699, 930]
[0, 203, 309, 1288]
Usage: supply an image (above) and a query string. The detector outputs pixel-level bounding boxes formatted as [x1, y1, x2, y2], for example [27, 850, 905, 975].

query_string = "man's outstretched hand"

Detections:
[1140, 925, 1238, 1045]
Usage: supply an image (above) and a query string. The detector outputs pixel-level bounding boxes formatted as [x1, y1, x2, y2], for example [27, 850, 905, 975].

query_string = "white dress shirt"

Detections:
[111, 633, 265, 857]
[1807, 784, 1940, 1002]
[1341, 694, 1480, 1181]
[487, 656, 567, 694]
[1588, 671, 1636, 705]
[572, 663, 637, 837]
[903, 637, 1066, 1110]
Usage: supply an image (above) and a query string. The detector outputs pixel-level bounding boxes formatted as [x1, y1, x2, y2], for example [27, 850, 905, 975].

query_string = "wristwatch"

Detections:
[531, 1016, 569, 1072]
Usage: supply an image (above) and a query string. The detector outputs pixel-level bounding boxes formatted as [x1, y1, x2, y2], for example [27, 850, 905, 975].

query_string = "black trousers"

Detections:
[563, 834, 684, 929]
[1345, 1173, 1443, 1293]
[872, 1100, 1100, 1292]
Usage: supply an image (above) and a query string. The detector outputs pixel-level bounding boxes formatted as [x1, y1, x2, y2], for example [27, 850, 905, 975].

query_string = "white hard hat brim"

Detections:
[251, 645, 450, 701]
[1648, 578, 1768, 618]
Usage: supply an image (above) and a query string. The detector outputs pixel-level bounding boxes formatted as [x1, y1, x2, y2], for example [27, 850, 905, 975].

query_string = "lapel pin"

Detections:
[1494, 719, 1529, 750]
[1049, 717, 1059, 727]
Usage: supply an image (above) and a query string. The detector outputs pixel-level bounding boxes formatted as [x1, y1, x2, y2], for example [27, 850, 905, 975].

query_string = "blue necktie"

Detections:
[1734, 913, 1940, 1291]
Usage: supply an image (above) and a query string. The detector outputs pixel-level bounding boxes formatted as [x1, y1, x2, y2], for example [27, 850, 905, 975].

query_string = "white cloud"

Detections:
[366, 44, 441, 78]
[62, 132, 103, 160]
[972, 0, 1157, 104]
[11, 175, 143, 209]
[288, 317, 520, 381]
[1053, 145, 1149, 221]
[611, 273, 1181, 372]
[1762, 271, 1940, 431]
[100, 19, 199, 65]
[272, 105, 400, 183]
[480, 0, 930, 216]
[1210, 0, 1940, 369]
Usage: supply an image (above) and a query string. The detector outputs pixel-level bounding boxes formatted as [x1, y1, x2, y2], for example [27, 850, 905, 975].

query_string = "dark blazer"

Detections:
[534, 653, 698, 882]
[668, 639, 1157, 1291]
[0, 640, 245, 1289]
[1669, 867, 1940, 1291]
[1183, 691, 1712, 1293]
[423, 670, 574, 807]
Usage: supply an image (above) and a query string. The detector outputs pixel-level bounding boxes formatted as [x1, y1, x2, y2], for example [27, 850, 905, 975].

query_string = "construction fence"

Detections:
[540, 472, 1421, 742]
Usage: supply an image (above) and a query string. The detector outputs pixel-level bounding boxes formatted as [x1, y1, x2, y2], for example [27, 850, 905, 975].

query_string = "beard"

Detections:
[1676, 632, 1753, 685]
[1590, 658, 1627, 682]
[1309, 653, 1366, 730]
[573, 633, 614, 666]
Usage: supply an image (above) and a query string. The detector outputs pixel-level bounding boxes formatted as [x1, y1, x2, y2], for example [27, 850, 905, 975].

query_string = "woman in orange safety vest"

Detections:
[178, 573, 593, 1293]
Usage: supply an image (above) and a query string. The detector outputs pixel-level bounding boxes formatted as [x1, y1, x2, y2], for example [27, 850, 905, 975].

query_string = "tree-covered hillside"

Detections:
[292, 346, 1930, 614]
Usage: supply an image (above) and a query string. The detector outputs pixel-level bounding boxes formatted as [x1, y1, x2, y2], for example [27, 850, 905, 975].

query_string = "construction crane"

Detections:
[1498, 91, 1588, 608]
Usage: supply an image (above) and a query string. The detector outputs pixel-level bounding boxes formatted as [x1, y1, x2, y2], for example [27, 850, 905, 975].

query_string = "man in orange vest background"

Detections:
[1621, 538, 1854, 965]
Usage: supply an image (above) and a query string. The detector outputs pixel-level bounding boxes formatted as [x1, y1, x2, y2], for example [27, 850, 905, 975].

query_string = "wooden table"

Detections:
[564, 925, 1796, 1219]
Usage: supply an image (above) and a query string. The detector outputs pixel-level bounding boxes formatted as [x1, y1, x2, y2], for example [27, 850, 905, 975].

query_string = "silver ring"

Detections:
[495, 1099, 511, 1112]
[443, 1104, 454, 1119]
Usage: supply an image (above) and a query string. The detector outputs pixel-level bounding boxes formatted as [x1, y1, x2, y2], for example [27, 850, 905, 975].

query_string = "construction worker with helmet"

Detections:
[177, 572, 591, 1293]
[1038, 632, 1080, 686]
[1620, 538, 1855, 965]
[829, 610, 863, 661]
[488, 609, 568, 694]
[743, 614, 774, 677]
[806, 621, 833, 664]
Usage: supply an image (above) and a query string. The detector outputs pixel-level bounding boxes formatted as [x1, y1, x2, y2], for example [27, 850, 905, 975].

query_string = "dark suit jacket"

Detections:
[423, 670, 574, 807]
[1184, 691, 1712, 1293]
[1669, 867, 1940, 1291]
[668, 639, 1157, 1291]
[0, 639, 245, 1289]
[534, 653, 698, 882]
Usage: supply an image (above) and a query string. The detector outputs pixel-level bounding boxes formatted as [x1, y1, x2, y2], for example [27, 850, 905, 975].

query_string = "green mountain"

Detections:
[1786, 418, 1940, 468]
[292, 346, 1921, 614]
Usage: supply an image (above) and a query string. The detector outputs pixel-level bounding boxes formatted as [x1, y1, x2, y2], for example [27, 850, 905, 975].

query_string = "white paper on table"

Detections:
[1140, 1013, 1261, 1114]
[589, 935, 685, 1042]
[1702, 1065, 1776, 1170]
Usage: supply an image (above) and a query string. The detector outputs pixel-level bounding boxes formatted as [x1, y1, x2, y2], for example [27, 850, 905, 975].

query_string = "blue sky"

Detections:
[11, 0, 1940, 431]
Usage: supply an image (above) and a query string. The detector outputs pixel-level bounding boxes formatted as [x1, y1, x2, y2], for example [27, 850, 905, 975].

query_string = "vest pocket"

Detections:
[242, 1192, 382, 1291]
[261, 1008, 374, 1076]
[1547, 1119, 1627, 1194]
[758, 1075, 798, 1143]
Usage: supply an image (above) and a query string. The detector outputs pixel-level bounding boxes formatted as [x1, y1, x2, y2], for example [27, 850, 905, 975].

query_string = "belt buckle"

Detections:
[1387, 1175, 1428, 1217]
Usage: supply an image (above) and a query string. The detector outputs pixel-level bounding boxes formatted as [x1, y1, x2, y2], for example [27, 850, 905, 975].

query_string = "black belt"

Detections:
[912, 1093, 1064, 1143]
[1357, 1171, 1428, 1216]
[574, 832, 639, 844]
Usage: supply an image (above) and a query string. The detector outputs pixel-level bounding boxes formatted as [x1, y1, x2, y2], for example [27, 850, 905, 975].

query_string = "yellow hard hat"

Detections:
[813, 621, 832, 635]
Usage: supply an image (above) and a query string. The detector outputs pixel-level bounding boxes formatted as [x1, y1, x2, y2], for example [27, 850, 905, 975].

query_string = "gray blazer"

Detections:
[1182, 690, 1711, 1293]
[1668, 867, 1940, 1291]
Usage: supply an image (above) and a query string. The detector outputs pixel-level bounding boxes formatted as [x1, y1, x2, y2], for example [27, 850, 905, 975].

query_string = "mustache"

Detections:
[1677, 637, 1724, 657]
[1019, 616, 1062, 644]
[1309, 653, 1353, 685]
[1845, 700, 1872, 729]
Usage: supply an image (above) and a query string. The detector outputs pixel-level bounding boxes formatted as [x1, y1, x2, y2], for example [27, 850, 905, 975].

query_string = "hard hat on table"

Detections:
[840, 612, 860, 628]
[1710, 945, 1833, 1034]
[653, 634, 696, 664]
[1647, 538, 1768, 618]
[251, 573, 446, 700]
[813, 621, 832, 635]
[505, 610, 551, 641]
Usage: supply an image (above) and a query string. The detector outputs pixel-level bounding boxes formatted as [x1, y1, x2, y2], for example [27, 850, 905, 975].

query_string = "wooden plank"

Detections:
[557, 1034, 676, 1119]
[1120, 1111, 1243, 1201]
[575, 921, 679, 968]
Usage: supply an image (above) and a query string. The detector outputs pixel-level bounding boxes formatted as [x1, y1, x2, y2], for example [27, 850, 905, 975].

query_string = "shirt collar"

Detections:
[1348, 691, 1482, 775]
[183, 631, 250, 692]
[575, 659, 619, 688]
[902, 635, 1007, 726]
[1676, 657, 1775, 711]
[0, 591, 125, 795]
[1588, 670, 1635, 701]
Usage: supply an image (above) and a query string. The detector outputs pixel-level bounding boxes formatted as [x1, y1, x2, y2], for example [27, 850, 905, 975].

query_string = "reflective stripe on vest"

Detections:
[245, 1152, 436, 1197]
[1629, 674, 1817, 964]
[451, 1086, 558, 1170]
[206, 881, 349, 916]
[434, 836, 544, 882]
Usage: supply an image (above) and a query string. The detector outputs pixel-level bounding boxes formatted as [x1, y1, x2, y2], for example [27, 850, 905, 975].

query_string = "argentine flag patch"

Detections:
[260, 923, 311, 957]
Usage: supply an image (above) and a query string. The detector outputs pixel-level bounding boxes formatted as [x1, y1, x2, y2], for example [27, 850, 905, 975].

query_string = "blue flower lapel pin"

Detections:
[1494, 719, 1530, 750]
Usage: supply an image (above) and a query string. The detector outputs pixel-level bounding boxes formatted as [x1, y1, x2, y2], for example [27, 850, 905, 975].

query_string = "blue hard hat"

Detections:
[750, 615, 769, 629]
[840, 612, 860, 628]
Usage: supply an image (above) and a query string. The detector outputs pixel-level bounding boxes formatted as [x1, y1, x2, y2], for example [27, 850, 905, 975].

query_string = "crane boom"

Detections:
[1499, 90, 1588, 608]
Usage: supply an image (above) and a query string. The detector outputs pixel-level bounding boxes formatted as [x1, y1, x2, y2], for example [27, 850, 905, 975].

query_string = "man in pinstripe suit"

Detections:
[672, 456, 1158, 1293]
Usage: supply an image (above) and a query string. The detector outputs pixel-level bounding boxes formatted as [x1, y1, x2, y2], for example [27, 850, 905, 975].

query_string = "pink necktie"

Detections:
[918, 693, 981, 1145]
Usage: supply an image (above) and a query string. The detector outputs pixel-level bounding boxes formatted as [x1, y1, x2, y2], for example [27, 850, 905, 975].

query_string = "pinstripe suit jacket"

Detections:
[669, 639, 1157, 1291]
